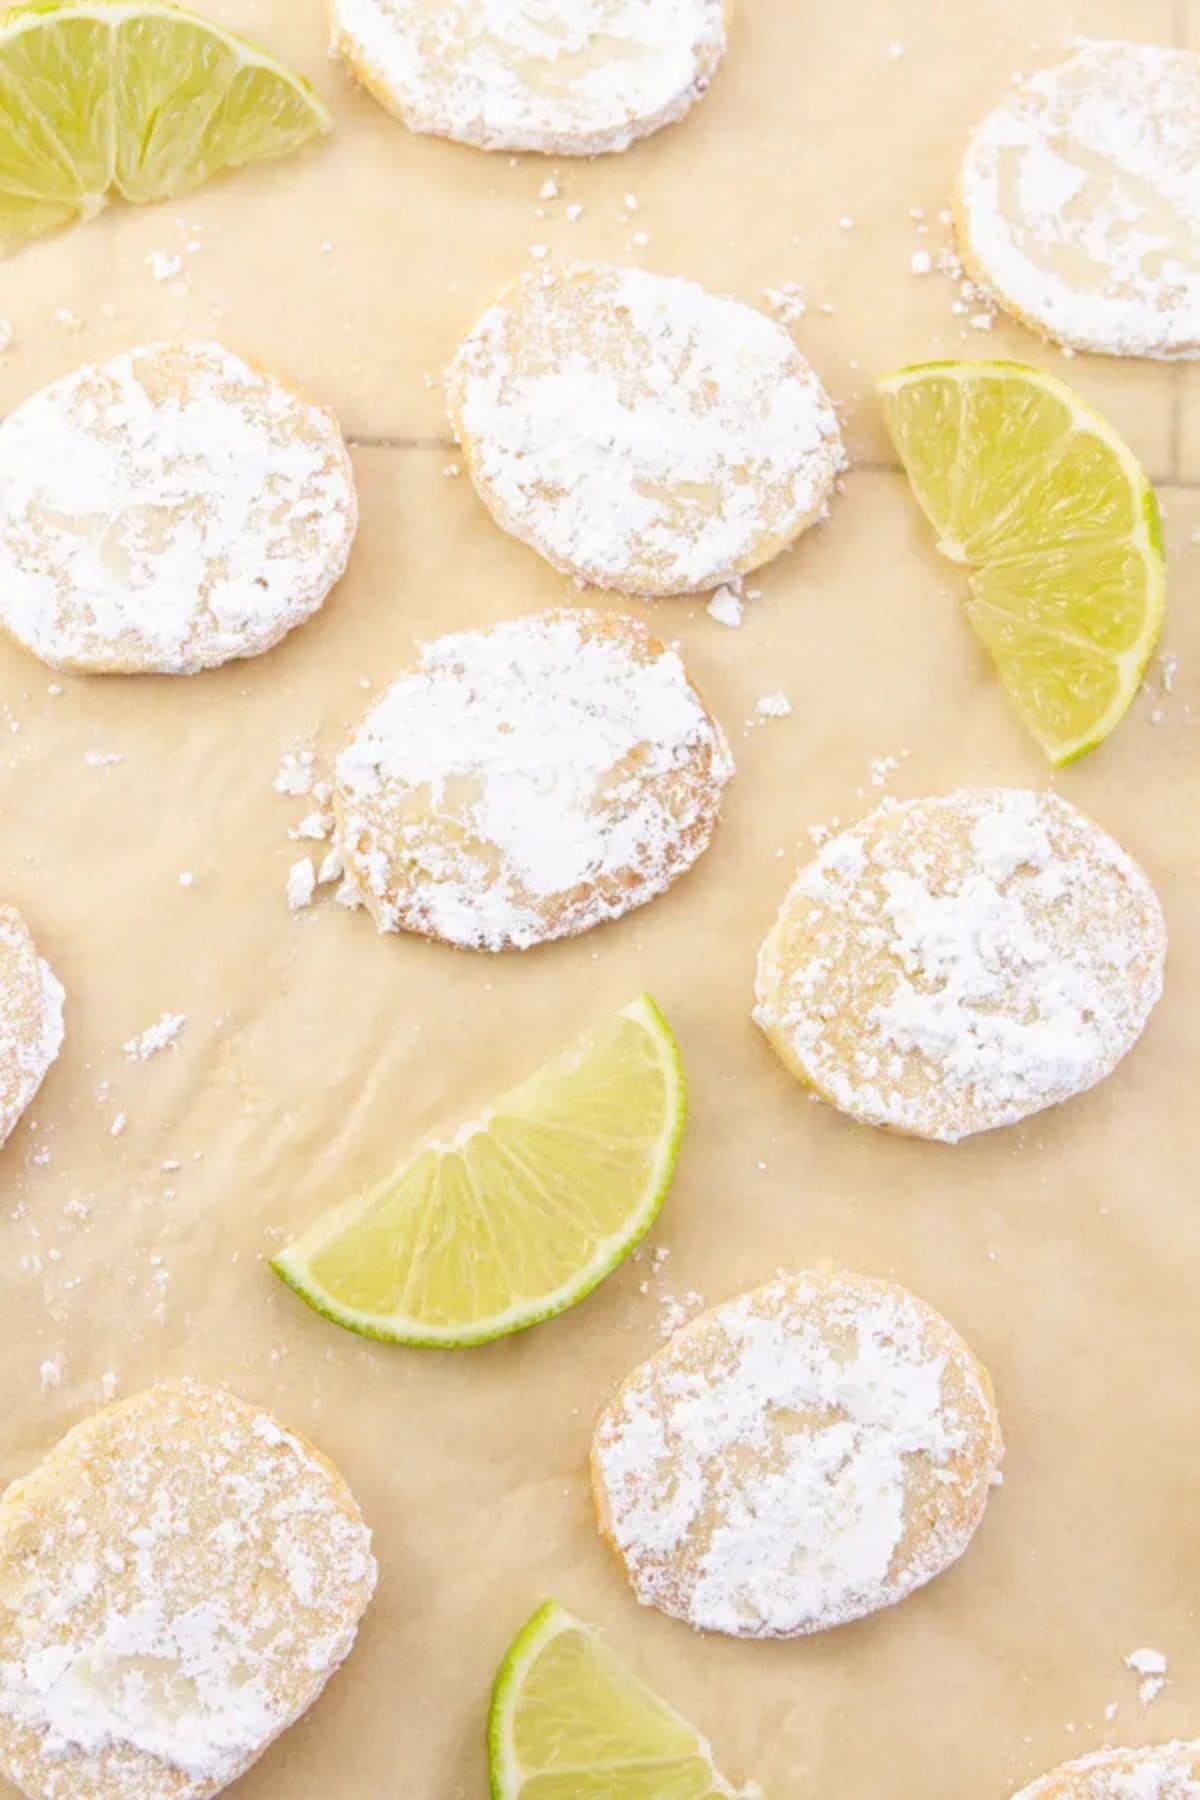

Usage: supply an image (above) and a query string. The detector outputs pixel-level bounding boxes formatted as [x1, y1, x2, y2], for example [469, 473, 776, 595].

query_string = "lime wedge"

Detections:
[271, 995, 685, 1347]
[878, 360, 1165, 765]
[488, 1602, 761, 1800]
[0, 0, 330, 251]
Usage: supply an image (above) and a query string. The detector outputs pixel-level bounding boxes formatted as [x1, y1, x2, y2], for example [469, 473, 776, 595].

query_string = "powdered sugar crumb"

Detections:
[123, 1014, 186, 1062]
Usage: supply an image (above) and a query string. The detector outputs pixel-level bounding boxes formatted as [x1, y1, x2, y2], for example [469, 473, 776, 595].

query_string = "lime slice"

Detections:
[878, 360, 1165, 765]
[0, 0, 330, 251]
[271, 995, 686, 1347]
[488, 1602, 762, 1800]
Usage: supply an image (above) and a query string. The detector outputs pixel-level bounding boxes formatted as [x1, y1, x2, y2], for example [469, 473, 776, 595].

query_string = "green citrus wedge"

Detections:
[271, 995, 686, 1348]
[878, 360, 1165, 765]
[488, 1602, 762, 1800]
[0, 0, 330, 251]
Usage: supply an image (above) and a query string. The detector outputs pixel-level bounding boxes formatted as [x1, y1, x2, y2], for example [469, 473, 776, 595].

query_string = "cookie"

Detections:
[0, 342, 357, 675]
[591, 1270, 1003, 1639]
[754, 789, 1166, 1143]
[957, 43, 1200, 357]
[334, 607, 733, 950]
[446, 262, 844, 597]
[1013, 1741, 1200, 1798]
[330, 0, 731, 155]
[0, 1380, 376, 1800]
[0, 906, 64, 1148]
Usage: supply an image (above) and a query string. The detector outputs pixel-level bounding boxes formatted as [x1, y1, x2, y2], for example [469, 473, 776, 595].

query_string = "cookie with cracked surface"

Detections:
[446, 262, 844, 597]
[0, 341, 357, 675]
[591, 1270, 1003, 1639]
[754, 789, 1166, 1143]
[956, 43, 1200, 358]
[329, 0, 731, 155]
[0, 1380, 376, 1800]
[334, 607, 732, 951]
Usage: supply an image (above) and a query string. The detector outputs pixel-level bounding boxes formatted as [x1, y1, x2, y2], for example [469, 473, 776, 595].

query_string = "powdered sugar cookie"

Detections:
[334, 607, 733, 951]
[1013, 1741, 1200, 1798]
[754, 789, 1165, 1144]
[0, 1380, 376, 1800]
[957, 43, 1200, 357]
[0, 906, 64, 1148]
[591, 1271, 1002, 1639]
[330, 0, 730, 155]
[446, 263, 844, 597]
[0, 342, 357, 676]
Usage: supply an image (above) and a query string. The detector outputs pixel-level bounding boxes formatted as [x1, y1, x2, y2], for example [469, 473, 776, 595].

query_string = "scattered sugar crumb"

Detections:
[39, 1357, 63, 1390]
[147, 250, 184, 283]
[288, 811, 331, 843]
[911, 250, 932, 275]
[566, 202, 584, 222]
[109, 1112, 127, 1138]
[443, 462, 461, 477]
[888, 41, 906, 58]
[274, 748, 316, 796]
[178, 871, 194, 888]
[1125, 1647, 1168, 1706]
[707, 584, 744, 628]
[1160, 652, 1178, 692]
[47, 684, 63, 697]
[623, 192, 639, 212]
[755, 691, 793, 719]
[631, 230, 649, 248]
[763, 282, 807, 325]
[84, 749, 123, 767]
[287, 858, 316, 912]
[123, 1013, 186, 1062]
[100, 1371, 118, 1399]
[334, 878, 362, 910]
[538, 177, 559, 201]
[529, 243, 549, 260]
[53, 307, 82, 333]
[839, 215, 855, 230]
[657, 1289, 705, 1337]
[0, 319, 12, 354]
[1104, 1702, 1119, 1722]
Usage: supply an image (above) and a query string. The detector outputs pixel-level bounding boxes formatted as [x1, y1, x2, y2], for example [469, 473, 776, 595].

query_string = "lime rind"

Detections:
[487, 1601, 761, 1800]
[270, 995, 687, 1349]
[878, 358, 1166, 765]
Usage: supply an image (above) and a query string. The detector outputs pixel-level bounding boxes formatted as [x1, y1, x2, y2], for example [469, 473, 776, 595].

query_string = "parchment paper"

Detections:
[1, 2, 1198, 1796]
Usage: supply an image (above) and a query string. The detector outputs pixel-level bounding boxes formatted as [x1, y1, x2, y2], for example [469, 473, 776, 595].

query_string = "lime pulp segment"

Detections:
[0, 1, 330, 250]
[488, 1601, 761, 1800]
[878, 359, 1165, 764]
[271, 995, 686, 1347]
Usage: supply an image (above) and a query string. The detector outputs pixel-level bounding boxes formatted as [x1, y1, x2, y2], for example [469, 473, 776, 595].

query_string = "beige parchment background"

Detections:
[1, 2, 1199, 1795]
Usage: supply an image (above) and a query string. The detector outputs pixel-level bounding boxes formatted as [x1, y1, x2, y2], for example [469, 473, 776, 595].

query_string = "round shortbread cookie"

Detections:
[446, 262, 844, 597]
[956, 42, 1200, 358]
[591, 1270, 1003, 1639]
[334, 607, 733, 950]
[0, 342, 358, 676]
[329, 0, 731, 156]
[754, 789, 1166, 1144]
[1013, 1741, 1200, 1798]
[0, 906, 64, 1149]
[0, 1380, 376, 1800]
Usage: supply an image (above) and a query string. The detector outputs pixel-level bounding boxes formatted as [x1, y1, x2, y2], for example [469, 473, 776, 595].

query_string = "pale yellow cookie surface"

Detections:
[1013, 1741, 1200, 1798]
[957, 42, 1200, 357]
[0, 905, 63, 1150]
[0, 342, 357, 676]
[754, 789, 1166, 1144]
[591, 1270, 1002, 1639]
[446, 262, 844, 597]
[333, 607, 733, 951]
[330, 0, 731, 155]
[0, 1380, 376, 1800]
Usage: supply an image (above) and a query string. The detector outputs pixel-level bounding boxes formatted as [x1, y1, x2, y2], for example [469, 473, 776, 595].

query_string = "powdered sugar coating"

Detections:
[957, 43, 1200, 357]
[1013, 1741, 1200, 1798]
[447, 263, 845, 597]
[0, 906, 64, 1149]
[334, 608, 733, 950]
[592, 1271, 1002, 1639]
[0, 1381, 376, 1800]
[0, 342, 357, 675]
[754, 789, 1166, 1144]
[330, 0, 729, 155]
